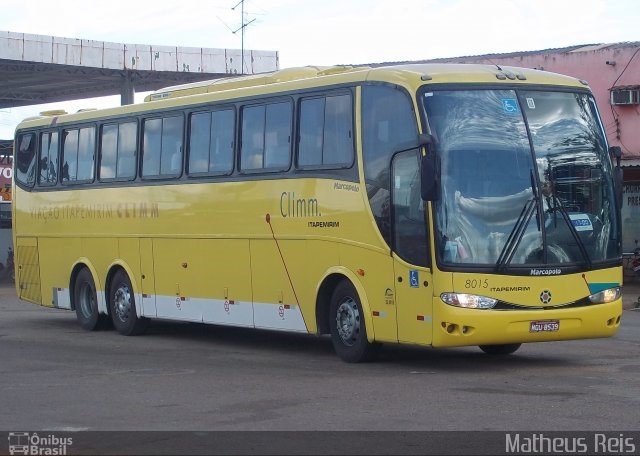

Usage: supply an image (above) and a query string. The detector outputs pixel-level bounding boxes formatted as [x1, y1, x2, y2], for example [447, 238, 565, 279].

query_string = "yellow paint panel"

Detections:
[250, 239, 299, 306]
[37, 237, 81, 307]
[153, 238, 252, 302]
[82, 238, 118, 292]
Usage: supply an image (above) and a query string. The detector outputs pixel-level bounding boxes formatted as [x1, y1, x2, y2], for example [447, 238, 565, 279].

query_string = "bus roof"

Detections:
[15, 63, 587, 131]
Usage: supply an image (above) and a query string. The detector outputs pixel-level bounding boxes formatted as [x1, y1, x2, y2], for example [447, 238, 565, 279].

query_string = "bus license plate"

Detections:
[529, 320, 560, 332]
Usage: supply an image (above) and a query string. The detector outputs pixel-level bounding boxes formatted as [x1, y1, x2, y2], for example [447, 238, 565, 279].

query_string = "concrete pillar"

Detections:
[120, 72, 134, 105]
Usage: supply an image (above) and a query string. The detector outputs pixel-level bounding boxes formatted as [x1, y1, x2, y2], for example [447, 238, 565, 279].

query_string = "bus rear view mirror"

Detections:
[421, 149, 439, 202]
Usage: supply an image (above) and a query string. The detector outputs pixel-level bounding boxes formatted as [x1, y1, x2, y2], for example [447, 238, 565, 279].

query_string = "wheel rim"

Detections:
[113, 283, 132, 323]
[78, 282, 95, 319]
[336, 297, 360, 346]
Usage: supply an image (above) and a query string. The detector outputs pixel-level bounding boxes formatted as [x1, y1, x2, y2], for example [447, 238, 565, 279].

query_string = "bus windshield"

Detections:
[423, 89, 620, 269]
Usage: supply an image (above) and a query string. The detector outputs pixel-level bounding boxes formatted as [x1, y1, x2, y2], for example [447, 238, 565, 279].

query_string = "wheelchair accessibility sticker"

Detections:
[502, 98, 520, 115]
[409, 270, 419, 288]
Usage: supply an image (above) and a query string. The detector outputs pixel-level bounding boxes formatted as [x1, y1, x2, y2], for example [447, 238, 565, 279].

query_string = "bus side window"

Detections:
[100, 124, 118, 180]
[298, 93, 353, 168]
[392, 150, 429, 267]
[15, 133, 36, 187]
[62, 127, 95, 183]
[210, 109, 234, 174]
[117, 122, 137, 179]
[143, 118, 161, 177]
[188, 112, 211, 174]
[264, 102, 291, 169]
[143, 115, 183, 178]
[39, 131, 59, 186]
[298, 97, 324, 166]
[188, 109, 235, 176]
[62, 129, 79, 182]
[241, 105, 265, 170]
[362, 85, 419, 247]
[241, 101, 292, 172]
[100, 121, 137, 181]
[77, 127, 95, 181]
[161, 116, 184, 176]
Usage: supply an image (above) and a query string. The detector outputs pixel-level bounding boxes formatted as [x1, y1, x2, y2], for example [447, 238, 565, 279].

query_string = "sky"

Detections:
[1, 0, 639, 138]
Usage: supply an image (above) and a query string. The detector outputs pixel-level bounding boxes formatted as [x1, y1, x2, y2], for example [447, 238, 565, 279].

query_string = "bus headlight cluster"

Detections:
[440, 293, 497, 309]
[588, 287, 621, 304]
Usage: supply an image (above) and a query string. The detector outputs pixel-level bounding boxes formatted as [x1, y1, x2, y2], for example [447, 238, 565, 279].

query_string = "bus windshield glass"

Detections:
[423, 89, 620, 268]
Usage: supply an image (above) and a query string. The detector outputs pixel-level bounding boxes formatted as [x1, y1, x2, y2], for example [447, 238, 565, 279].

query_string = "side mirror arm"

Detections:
[420, 134, 439, 201]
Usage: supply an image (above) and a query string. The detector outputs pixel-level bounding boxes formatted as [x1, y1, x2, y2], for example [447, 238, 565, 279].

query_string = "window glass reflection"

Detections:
[39, 132, 58, 186]
[425, 90, 540, 266]
[425, 89, 619, 268]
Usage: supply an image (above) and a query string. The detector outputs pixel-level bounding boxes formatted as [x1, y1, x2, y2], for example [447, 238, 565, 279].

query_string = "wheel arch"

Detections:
[314, 267, 375, 342]
[68, 259, 101, 313]
[104, 261, 141, 318]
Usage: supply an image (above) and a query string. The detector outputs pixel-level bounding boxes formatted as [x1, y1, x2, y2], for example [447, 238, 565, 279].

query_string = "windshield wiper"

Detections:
[548, 195, 593, 269]
[496, 197, 537, 272]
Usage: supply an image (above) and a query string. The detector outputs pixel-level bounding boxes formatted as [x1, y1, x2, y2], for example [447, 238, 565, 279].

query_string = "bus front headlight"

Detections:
[588, 287, 621, 304]
[440, 293, 497, 309]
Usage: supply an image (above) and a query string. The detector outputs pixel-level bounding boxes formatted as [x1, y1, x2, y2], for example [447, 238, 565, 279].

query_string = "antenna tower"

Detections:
[231, 0, 256, 74]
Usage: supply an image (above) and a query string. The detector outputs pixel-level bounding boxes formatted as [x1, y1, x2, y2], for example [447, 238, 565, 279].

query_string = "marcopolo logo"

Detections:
[530, 268, 562, 276]
[8, 432, 72, 455]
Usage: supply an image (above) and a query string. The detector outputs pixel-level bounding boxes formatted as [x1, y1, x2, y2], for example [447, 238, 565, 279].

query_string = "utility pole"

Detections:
[231, 0, 256, 74]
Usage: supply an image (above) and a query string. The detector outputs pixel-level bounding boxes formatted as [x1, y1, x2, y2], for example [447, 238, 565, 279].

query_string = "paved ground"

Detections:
[0, 280, 638, 433]
[622, 279, 640, 310]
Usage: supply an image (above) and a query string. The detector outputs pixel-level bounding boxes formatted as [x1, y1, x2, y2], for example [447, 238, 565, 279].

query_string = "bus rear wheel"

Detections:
[109, 270, 148, 336]
[479, 343, 521, 355]
[74, 268, 103, 331]
[329, 280, 378, 363]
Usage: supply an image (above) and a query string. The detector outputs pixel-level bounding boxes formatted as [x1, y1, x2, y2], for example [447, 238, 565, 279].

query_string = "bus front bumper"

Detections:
[432, 299, 622, 348]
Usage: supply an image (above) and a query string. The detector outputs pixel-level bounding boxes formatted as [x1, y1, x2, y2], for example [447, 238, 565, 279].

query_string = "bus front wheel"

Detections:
[74, 268, 102, 331]
[109, 270, 148, 336]
[479, 343, 521, 355]
[329, 280, 378, 363]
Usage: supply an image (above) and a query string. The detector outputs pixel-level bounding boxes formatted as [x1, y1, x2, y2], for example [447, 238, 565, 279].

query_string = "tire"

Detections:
[329, 280, 378, 363]
[74, 268, 102, 331]
[479, 343, 522, 355]
[109, 269, 148, 336]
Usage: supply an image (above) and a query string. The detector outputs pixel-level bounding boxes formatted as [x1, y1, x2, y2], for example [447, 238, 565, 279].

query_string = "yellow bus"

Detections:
[12, 64, 623, 362]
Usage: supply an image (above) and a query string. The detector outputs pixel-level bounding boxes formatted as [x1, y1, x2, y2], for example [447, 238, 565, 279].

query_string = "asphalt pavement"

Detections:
[0, 280, 638, 434]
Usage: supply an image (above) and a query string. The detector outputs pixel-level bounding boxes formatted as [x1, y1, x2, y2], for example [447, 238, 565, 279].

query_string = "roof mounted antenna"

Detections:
[231, 0, 257, 74]
[486, 58, 502, 71]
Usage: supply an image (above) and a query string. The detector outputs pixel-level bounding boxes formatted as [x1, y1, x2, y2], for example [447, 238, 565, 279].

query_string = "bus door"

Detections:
[391, 150, 433, 345]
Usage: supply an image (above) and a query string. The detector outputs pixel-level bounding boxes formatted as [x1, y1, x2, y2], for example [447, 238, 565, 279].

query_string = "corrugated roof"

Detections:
[366, 42, 640, 67]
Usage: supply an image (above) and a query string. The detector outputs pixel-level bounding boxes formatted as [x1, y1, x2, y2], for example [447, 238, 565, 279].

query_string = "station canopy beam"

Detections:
[0, 31, 279, 108]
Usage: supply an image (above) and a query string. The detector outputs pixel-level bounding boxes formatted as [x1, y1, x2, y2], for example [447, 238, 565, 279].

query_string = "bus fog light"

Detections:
[440, 293, 497, 309]
[588, 287, 620, 304]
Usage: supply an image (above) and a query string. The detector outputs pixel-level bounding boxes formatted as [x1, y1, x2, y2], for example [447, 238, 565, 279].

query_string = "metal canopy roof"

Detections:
[0, 31, 279, 109]
[0, 60, 220, 108]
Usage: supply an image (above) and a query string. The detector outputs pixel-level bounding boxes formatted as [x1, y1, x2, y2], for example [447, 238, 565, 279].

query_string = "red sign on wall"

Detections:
[0, 155, 13, 202]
